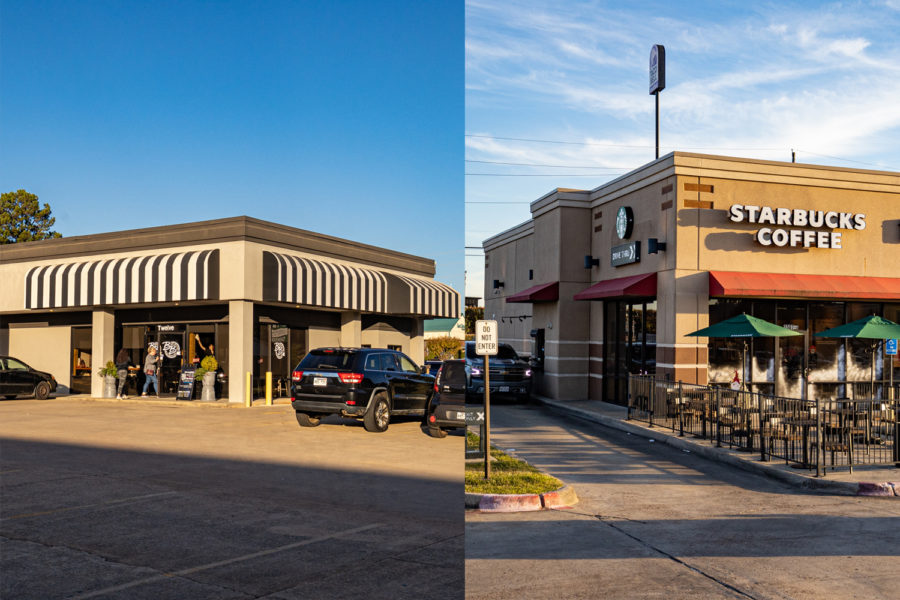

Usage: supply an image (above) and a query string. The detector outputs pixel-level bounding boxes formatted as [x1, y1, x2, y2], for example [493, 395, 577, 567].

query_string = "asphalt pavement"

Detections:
[1, 397, 464, 599]
[466, 403, 900, 600]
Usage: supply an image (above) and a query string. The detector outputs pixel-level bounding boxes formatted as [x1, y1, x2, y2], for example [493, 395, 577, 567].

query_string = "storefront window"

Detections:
[70, 327, 92, 394]
[708, 299, 751, 385]
[807, 303, 843, 399]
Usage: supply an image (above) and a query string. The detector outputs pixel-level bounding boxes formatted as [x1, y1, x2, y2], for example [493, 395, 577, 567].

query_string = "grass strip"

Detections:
[465, 432, 563, 495]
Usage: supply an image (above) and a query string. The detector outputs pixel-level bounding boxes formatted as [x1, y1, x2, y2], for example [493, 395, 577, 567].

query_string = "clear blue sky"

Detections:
[466, 0, 900, 300]
[0, 0, 463, 299]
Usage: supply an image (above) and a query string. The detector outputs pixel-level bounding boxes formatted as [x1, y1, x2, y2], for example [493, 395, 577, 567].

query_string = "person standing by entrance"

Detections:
[142, 346, 160, 397]
[115, 348, 131, 399]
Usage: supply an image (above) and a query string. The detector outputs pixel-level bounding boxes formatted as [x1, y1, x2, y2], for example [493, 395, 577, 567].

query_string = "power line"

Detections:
[794, 149, 898, 171]
[466, 173, 617, 177]
[466, 133, 786, 151]
[466, 159, 627, 170]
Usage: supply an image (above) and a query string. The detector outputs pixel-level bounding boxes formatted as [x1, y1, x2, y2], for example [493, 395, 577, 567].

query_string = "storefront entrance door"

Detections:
[147, 326, 185, 396]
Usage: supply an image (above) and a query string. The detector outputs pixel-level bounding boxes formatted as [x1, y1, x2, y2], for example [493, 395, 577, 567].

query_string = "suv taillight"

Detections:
[338, 372, 364, 384]
[292, 370, 303, 381]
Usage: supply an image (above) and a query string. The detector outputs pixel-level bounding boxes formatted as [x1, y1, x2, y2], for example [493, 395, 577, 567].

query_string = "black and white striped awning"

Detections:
[262, 251, 388, 312]
[384, 273, 459, 318]
[263, 251, 458, 318]
[25, 250, 219, 309]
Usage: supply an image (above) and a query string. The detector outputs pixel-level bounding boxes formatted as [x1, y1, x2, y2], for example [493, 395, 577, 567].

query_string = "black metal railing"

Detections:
[628, 375, 899, 476]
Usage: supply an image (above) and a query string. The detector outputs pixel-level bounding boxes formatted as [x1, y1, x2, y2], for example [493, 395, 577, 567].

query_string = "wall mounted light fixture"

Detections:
[584, 255, 600, 268]
[493, 279, 504, 289]
[648, 238, 667, 254]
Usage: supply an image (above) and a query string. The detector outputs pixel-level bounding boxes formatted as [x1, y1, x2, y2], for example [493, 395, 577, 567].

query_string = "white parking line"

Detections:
[71, 522, 384, 599]
[0, 491, 178, 521]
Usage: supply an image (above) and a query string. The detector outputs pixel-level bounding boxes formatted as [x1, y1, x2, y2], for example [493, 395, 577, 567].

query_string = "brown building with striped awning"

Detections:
[1, 217, 459, 401]
[483, 153, 900, 405]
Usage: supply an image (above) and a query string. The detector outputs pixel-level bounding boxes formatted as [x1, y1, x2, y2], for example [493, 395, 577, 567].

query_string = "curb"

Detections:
[61, 395, 292, 408]
[537, 397, 900, 498]
[465, 484, 579, 512]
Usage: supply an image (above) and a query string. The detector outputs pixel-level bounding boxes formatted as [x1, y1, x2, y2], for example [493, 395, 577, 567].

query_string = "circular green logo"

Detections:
[616, 206, 633, 239]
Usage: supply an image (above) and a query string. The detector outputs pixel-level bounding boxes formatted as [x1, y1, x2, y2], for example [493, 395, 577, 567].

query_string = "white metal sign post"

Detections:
[475, 320, 498, 479]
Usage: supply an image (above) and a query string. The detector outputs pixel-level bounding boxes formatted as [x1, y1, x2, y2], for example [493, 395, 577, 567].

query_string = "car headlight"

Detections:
[525, 369, 532, 377]
[471, 367, 482, 376]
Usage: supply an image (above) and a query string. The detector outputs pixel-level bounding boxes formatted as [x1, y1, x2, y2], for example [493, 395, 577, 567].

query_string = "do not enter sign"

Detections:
[475, 320, 498, 356]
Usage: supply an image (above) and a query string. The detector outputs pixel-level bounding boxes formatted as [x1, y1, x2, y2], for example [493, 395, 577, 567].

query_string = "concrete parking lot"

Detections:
[1, 397, 463, 599]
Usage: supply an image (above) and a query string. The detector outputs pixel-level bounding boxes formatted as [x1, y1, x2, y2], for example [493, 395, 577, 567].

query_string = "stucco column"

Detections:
[410, 318, 425, 364]
[340, 311, 361, 347]
[228, 300, 254, 403]
[91, 309, 115, 397]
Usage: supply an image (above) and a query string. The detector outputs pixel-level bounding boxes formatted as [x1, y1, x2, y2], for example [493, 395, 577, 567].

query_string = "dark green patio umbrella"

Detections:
[813, 315, 900, 340]
[687, 313, 801, 391]
[814, 315, 900, 397]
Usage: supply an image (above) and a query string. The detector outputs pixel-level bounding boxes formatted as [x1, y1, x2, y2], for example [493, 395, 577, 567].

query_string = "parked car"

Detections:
[0, 356, 58, 400]
[464, 341, 532, 401]
[425, 359, 467, 438]
[290, 347, 434, 432]
[425, 360, 443, 376]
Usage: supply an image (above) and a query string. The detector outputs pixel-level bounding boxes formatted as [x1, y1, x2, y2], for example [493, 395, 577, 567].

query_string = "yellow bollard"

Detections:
[245, 371, 252, 407]
[265, 371, 273, 406]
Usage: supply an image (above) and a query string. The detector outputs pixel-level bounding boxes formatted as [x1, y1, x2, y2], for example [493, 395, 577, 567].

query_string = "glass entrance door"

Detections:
[147, 326, 185, 396]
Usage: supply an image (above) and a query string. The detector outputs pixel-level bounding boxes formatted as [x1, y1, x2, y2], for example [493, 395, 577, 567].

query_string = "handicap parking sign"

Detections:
[886, 339, 898, 356]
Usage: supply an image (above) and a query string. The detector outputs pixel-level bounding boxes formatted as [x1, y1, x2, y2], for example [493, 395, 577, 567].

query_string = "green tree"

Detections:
[465, 306, 484, 337]
[425, 336, 462, 361]
[1, 189, 62, 244]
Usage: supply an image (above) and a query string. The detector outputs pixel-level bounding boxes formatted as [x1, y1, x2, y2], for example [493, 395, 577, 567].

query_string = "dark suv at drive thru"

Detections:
[290, 347, 434, 432]
[425, 359, 467, 438]
[465, 341, 532, 401]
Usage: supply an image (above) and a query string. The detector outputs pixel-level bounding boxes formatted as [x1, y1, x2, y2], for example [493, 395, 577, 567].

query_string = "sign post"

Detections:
[887, 339, 897, 401]
[475, 319, 498, 480]
[649, 44, 666, 159]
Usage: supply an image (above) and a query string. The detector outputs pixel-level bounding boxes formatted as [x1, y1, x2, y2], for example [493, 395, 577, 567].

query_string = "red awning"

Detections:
[709, 271, 900, 300]
[573, 273, 657, 301]
[506, 281, 559, 303]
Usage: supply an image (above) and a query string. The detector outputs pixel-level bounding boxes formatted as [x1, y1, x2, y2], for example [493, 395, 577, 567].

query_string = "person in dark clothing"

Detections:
[115, 348, 131, 399]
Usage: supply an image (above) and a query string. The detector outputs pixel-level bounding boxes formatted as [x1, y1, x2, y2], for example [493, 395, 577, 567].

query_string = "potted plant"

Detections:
[198, 355, 218, 401]
[97, 361, 118, 398]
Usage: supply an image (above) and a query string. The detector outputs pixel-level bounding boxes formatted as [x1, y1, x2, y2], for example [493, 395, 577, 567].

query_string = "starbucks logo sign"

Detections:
[616, 206, 634, 240]
[274, 342, 286, 360]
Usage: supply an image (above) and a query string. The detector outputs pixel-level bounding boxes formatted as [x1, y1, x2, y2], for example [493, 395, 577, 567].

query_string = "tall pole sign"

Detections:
[649, 44, 666, 159]
[475, 319, 498, 480]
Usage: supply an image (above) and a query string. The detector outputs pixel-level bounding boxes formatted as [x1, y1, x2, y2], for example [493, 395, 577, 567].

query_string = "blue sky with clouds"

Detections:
[0, 0, 463, 298]
[466, 0, 900, 299]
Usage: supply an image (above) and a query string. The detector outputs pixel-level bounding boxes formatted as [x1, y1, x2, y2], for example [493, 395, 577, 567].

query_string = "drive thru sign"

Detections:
[475, 320, 498, 355]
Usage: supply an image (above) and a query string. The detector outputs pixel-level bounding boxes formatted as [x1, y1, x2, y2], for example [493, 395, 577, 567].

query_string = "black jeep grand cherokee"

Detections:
[290, 347, 434, 433]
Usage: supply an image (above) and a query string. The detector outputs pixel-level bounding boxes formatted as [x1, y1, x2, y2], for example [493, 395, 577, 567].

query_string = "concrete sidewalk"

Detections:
[45, 393, 293, 407]
[534, 395, 900, 497]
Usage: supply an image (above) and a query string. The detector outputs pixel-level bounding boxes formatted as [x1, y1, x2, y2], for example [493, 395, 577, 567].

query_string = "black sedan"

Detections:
[0, 356, 58, 400]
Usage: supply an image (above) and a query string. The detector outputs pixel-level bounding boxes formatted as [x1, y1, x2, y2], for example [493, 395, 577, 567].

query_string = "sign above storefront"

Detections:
[612, 241, 641, 267]
[728, 204, 866, 249]
[615, 206, 634, 240]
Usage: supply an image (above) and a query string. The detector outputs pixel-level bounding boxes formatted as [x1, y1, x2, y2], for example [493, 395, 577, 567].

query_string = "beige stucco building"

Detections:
[1, 217, 458, 401]
[484, 153, 900, 405]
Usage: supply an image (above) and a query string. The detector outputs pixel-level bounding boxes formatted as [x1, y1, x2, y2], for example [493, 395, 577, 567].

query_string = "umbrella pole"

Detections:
[743, 340, 748, 393]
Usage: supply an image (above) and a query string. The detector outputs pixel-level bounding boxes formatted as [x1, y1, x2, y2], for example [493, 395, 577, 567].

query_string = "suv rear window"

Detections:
[466, 344, 519, 360]
[298, 351, 356, 370]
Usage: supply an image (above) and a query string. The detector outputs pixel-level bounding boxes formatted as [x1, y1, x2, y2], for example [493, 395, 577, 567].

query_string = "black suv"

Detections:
[290, 347, 434, 433]
[465, 341, 532, 401]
